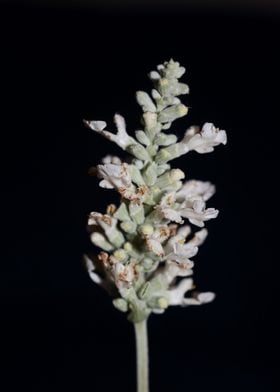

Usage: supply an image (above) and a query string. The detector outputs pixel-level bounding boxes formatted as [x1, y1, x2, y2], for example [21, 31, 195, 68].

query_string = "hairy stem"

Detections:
[134, 318, 149, 392]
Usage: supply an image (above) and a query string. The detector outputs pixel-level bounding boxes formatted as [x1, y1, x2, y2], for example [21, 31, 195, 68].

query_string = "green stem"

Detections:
[134, 318, 149, 392]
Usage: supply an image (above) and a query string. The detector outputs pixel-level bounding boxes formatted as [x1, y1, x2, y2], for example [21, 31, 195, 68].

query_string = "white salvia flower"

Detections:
[175, 180, 215, 203]
[161, 259, 194, 285]
[187, 228, 208, 246]
[144, 226, 170, 258]
[112, 262, 136, 293]
[97, 162, 132, 190]
[159, 199, 218, 228]
[146, 238, 165, 257]
[88, 212, 117, 230]
[183, 122, 227, 154]
[165, 242, 198, 263]
[164, 225, 192, 254]
[180, 199, 219, 227]
[157, 191, 183, 223]
[167, 278, 193, 305]
[88, 212, 125, 248]
[159, 206, 183, 224]
[167, 278, 215, 306]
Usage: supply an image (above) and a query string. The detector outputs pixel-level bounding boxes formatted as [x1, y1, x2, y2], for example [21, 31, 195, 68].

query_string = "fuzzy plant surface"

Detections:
[83, 59, 227, 392]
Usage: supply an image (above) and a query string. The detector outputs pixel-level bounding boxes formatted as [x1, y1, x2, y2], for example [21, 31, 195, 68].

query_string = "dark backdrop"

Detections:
[1, 2, 279, 391]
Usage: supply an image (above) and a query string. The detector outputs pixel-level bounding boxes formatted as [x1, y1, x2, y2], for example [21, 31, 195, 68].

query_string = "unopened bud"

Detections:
[142, 162, 158, 186]
[158, 104, 188, 124]
[136, 91, 157, 112]
[127, 144, 150, 161]
[120, 220, 137, 234]
[113, 249, 128, 262]
[90, 232, 114, 251]
[139, 224, 154, 236]
[113, 298, 128, 312]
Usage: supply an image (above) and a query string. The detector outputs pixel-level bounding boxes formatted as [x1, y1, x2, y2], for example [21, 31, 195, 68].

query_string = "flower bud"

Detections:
[113, 298, 128, 312]
[156, 163, 170, 175]
[147, 296, 169, 310]
[142, 112, 157, 130]
[113, 249, 128, 262]
[129, 164, 145, 186]
[124, 242, 141, 259]
[120, 220, 137, 233]
[136, 91, 157, 112]
[156, 169, 184, 188]
[90, 232, 114, 251]
[135, 130, 151, 146]
[155, 143, 189, 164]
[158, 104, 188, 124]
[146, 144, 159, 157]
[114, 203, 130, 221]
[139, 224, 154, 236]
[142, 162, 158, 186]
[127, 144, 150, 161]
[109, 229, 125, 248]
[154, 133, 177, 146]
[129, 202, 145, 224]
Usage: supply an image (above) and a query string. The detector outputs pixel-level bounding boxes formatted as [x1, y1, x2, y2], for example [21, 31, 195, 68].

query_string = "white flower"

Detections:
[187, 228, 208, 246]
[176, 180, 215, 203]
[146, 238, 165, 257]
[165, 242, 198, 263]
[161, 260, 194, 285]
[180, 199, 219, 227]
[88, 212, 119, 239]
[157, 195, 219, 227]
[97, 162, 132, 190]
[164, 226, 207, 255]
[145, 226, 170, 258]
[159, 207, 183, 224]
[164, 225, 192, 254]
[167, 278, 215, 306]
[183, 122, 227, 154]
[167, 278, 193, 305]
[157, 191, 183, 223]
[112, 262, 136, 293]
[85, 113, 137, 150]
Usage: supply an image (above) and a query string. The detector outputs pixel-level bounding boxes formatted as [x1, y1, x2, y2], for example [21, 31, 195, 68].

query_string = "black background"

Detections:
[1, 2, 279, 391]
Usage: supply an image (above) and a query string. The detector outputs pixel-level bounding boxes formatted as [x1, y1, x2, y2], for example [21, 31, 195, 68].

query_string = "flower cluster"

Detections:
[84, 59, 227, 322]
